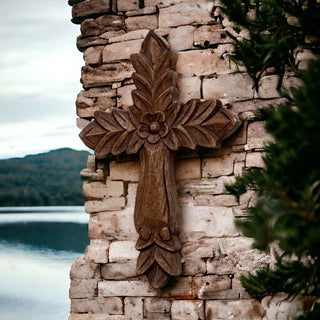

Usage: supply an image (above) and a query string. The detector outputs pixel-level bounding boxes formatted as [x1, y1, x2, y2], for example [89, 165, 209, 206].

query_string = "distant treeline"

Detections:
[0, 148, 90, 206]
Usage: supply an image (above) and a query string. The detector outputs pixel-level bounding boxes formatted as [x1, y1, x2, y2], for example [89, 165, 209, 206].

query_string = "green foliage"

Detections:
[219, 0, 320, 317]
[0, 148, 90, 206]
[219, 0, 320, 90]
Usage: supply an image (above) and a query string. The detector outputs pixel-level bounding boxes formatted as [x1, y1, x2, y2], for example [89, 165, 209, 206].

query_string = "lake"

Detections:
[0, 206, 89, 320]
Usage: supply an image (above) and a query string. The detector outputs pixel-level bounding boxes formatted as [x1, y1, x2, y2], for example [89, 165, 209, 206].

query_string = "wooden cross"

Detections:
[80, 31, 241, 289]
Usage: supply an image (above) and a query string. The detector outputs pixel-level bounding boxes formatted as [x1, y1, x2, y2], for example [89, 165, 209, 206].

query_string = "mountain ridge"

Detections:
[0, 148, 90, 206]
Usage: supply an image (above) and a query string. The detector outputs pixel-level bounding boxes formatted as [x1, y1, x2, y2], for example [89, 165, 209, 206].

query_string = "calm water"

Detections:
[0, 206, 89, 320]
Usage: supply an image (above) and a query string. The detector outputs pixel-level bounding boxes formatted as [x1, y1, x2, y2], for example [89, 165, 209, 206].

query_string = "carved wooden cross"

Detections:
[80, 31, 240, 289]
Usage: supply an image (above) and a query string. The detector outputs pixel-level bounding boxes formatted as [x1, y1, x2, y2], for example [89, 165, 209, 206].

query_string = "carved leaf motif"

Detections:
[80, 110, 135, 159]
[172, 99, 240, 150]
[130, 31, 178, 115]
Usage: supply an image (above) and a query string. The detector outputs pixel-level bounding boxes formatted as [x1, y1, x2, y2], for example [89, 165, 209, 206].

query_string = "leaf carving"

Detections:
[130, 31, 179, 115]
[172, 99, 240, 150]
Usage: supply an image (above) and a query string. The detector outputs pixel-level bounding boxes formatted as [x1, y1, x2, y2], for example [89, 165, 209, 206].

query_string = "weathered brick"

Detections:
[258, 75, 281, 99]
[171, 300, 204, 320]
[71, 297, 123, 315]
[72, 0, 110, 23]
[194, 25, 231, 47]
[124, 297, 143, 320]
[117, 84, 135, 109]
[202, 155, 234, 178]
[81, 63, 135, 88]
[83, 180, 124, 200]
[177, 77, 201, 103]
[205, 299, 265, 319]
[182, 257, 206, 276]
[109, 241, 138, 262]
[84, 46, 104, 65]
[125, 15, 158, 31]
[168, 26, 194, 51]
[203, 73, 255, 101]
[70, 279, 98, 298]
[176, 50, 228, 77]
[70, 255, 100, 279]
[126, 6, 157, 17]
[109, 29, 149, 43]
[81, 16, 125, 37]
[246, 152, 265, 168]
[206, 237, 270, 275]
[103, 39, 143, 63]
[117, 0, 139, 12]
[176, 158, 201, 180]
[109, 161, 140, 182]
[247, 121, 273, 150]
[144, 298, 171, 313]
[180, 206, 239, 242]
[85, 197, 126, 213]
[101, 260, 136, 279]
[88, 209, 137, 241]
[178, 176, 236, 196]
[85, 239, 110, 263]
[76, 87, 116, 118]
[68, 315, 126, 320]
[261, 294, 303, 320]
[159, 3, 213, 28]
[98, 278, 157, 297]
[193, 194, 238, 207]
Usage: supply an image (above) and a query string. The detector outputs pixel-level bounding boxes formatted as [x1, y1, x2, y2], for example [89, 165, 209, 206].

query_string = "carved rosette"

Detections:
[80, 31, 241, 288]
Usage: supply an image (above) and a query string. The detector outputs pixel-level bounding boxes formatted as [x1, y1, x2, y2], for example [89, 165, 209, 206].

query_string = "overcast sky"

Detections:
[0, 0, 87, 159]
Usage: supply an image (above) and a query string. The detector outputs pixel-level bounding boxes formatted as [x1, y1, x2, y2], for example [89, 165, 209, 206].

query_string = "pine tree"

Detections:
[218, 1, 320, 318]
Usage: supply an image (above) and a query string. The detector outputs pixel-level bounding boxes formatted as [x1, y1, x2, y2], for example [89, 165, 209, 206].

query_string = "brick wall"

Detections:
[68, 0, 303, 319]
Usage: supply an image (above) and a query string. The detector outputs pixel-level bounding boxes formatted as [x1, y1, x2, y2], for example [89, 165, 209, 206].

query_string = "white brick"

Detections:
[124, 297, 143, 320]
[182, 258, 206, 276]
[109, 29, 149, 43]
[168, 26, 194, 51]
[247, 121, 273, 150]
[203, 73, 255, 101]
[69, 279, 98, 299]
[109, 161, 140, 182]
[180, 206, 239, 242]
[85, 239, 110, 263]
[171, 300, 204, 320]
[193, 194, 238, 207]
[177, 77, 201, 103]
[176, 50, 228, 77]
[85, 197, 126, 213]
[125, 15, 158, 31]
[206, 299, 265, 319]
[103, 39, 143, 62]
[109, 241, 139, 262]
[71, 297, 123, 315]
[83, 180, 124, 200]
[70, 255, 100, 279]
[202, 155, 234, 178]
[98, 278, 157, 297]
[246, 152, 265, 168]
[88, 209, 138, 241]
[159, 3, 213, 28]
[176, 158, 201, 180]
[178, 176, 236, 196]
[101, 260, 137, 279]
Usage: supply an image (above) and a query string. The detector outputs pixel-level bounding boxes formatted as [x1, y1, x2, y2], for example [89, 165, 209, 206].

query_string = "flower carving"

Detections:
[138, 111, 169, 144]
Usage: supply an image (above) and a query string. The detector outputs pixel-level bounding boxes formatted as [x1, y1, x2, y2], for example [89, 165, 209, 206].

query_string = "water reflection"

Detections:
[0, 207, 89, 320]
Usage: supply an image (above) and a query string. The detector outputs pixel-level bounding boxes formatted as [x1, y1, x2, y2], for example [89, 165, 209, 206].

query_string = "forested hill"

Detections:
[0, 148, 90, 206]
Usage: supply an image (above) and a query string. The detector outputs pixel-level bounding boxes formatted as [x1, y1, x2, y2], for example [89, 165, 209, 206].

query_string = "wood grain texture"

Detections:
[80, 31, 241, 288]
